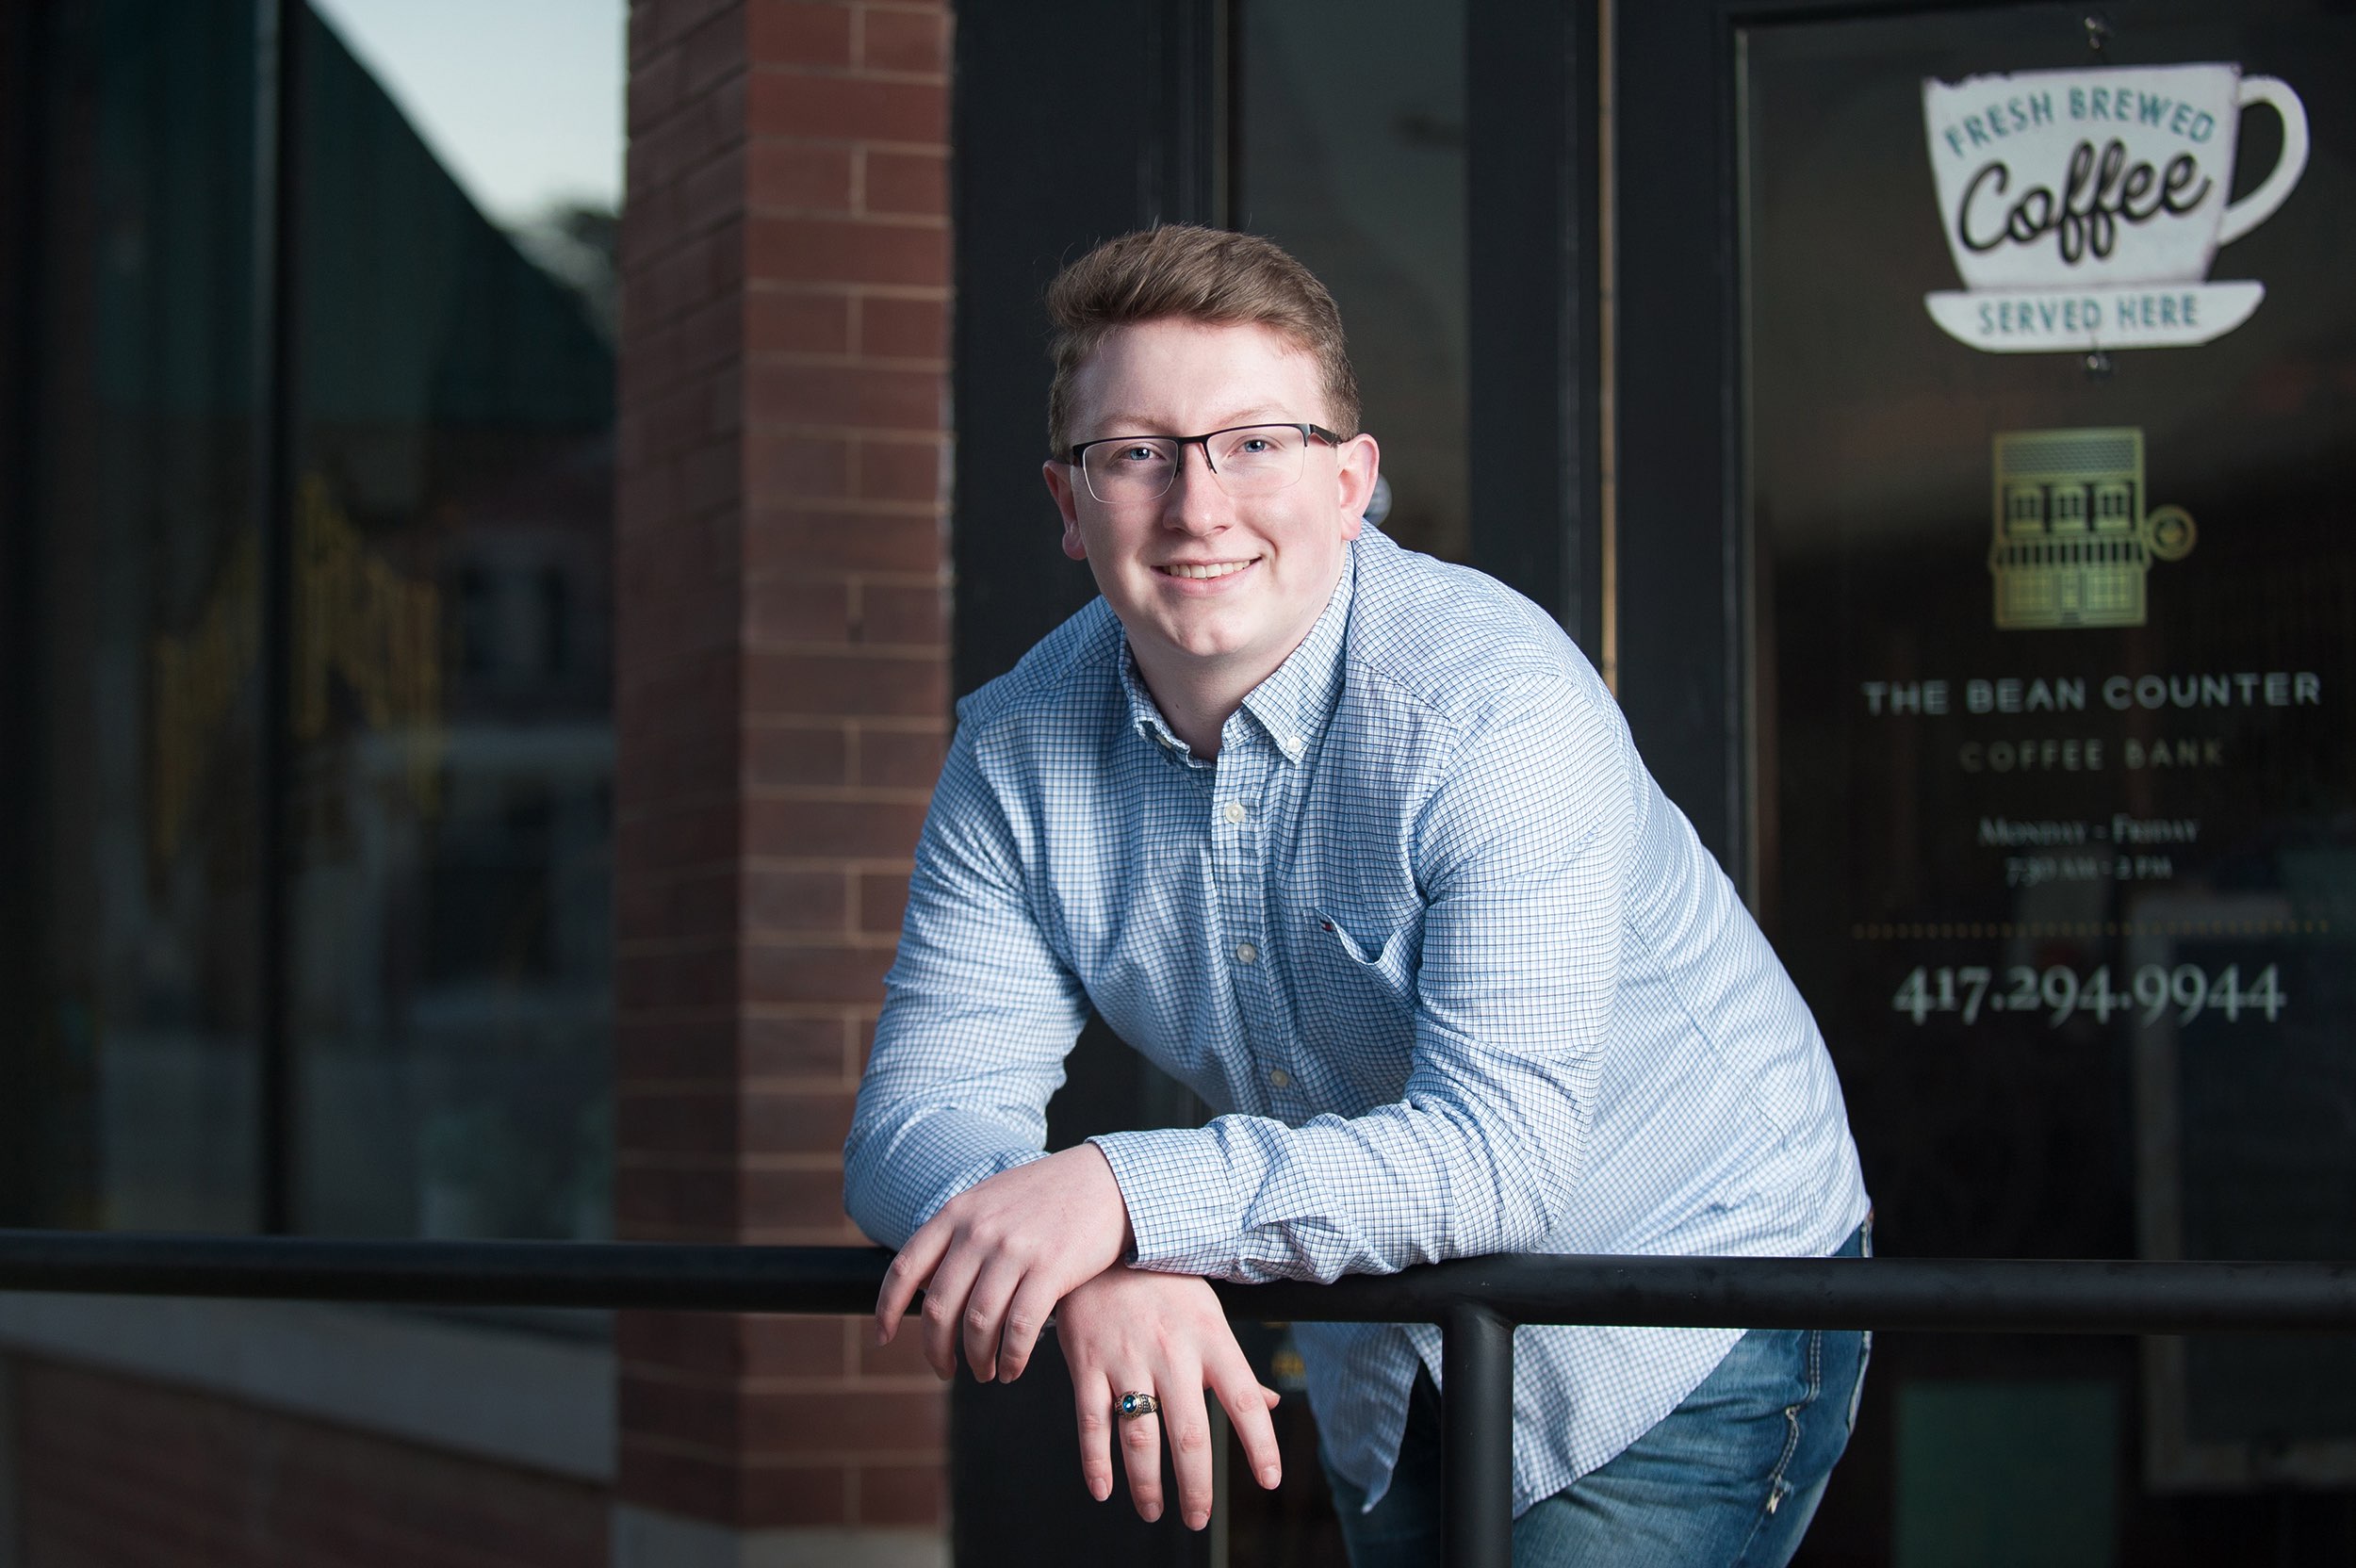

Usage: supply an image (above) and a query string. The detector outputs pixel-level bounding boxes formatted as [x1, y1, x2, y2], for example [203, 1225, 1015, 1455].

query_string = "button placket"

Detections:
[1212, 737, 1294, 1108]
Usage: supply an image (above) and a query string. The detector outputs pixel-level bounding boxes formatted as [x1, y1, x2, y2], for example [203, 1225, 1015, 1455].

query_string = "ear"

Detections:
[1043, 460, 1088, 561]
[1333, 433, 1379, 542]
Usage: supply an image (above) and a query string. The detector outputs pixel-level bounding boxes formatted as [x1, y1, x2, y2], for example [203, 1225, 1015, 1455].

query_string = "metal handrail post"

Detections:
[1443, 1300, 1514, 1568]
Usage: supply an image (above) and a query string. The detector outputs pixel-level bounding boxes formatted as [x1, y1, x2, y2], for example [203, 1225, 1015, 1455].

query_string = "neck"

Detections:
[1131, 647, 1265, 760]
[1130, 589, 1338, 760]
[1126, 552, 1350, 760]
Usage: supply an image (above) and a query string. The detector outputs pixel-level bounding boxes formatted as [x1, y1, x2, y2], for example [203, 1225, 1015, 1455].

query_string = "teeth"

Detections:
[1163, 560, 1253, 580]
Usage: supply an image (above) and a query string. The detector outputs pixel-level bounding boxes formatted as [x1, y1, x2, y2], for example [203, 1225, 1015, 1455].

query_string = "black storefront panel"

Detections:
[1744, 3, 2356, 1560]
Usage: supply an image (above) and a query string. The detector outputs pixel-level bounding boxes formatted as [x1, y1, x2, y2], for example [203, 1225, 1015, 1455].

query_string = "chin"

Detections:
[1151, 610, 1268, 658]
[1160, 626, 1252, 660]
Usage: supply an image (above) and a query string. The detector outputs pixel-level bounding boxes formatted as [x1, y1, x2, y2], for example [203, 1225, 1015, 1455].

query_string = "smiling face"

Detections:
[1043, 318, 1380, 707]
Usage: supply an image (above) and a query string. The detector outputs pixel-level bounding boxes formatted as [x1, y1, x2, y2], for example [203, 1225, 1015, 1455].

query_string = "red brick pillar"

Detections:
[613, 2, 952, 1560]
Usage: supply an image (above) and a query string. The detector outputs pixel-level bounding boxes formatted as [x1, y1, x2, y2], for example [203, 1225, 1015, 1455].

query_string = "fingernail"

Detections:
[1141, 1504, 1161, 1523]
[1259, 1465, 1281, 1487]
[1186, 1511, 1207, 1531]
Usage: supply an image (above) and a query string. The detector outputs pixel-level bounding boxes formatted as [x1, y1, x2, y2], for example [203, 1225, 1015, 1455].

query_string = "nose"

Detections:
[1163, 440, 1230, 533]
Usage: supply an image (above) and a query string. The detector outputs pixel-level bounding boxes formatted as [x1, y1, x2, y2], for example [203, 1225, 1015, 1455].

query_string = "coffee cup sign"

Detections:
[1922, 63, 2307, 352]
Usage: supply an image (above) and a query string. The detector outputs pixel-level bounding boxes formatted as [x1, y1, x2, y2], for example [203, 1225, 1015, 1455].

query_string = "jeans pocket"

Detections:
[1846, 1330, 1873, 1435]
[1847, 1213, 1873, 1432]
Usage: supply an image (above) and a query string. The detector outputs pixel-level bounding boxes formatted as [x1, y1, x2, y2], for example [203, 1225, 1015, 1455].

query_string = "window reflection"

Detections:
[0, 0, 620, 1245]
[8, 0, 267, 1233]
[291, 5, 616, 1240]
[1235, 0, 1468, 562]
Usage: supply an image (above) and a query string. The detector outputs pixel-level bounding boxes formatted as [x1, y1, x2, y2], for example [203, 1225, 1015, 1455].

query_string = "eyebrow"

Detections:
[1085, 406, 1293, 436]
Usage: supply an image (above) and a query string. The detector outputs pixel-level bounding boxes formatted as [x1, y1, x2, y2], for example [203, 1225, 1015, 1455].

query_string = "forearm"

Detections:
[1093, 1029, 1584, 1283]
[843, 1102, 1052, 1250]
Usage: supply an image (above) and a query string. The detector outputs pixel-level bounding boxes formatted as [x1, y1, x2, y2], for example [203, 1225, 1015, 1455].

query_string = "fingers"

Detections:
[1160, 1379, 1219, 1530]
[1207, 1346, 1285, 1493]
[1055, 1270, 1289, 1527]
[1082, 1372, 1284, 1525]
[917, 1244, 984, 1380]
[1117, 1385, 1167, 1523]
[874, 1218, 950, 1346]
[915, 1250, 1061, 1385]
[992, 1274, 1061, 1383]
[957, 1258, 1024, 1381]
[1072, 1368, 1116, 1504]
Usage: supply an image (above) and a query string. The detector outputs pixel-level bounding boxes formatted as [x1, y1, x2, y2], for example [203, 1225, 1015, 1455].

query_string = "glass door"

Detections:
[1726, 1, 2356, 1558]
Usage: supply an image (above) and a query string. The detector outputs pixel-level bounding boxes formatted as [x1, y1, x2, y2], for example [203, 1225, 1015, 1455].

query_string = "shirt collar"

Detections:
[1119, 651, 1202, 764]
[1115, 543, 1357, 768]
[1237, 544, 1354, 764]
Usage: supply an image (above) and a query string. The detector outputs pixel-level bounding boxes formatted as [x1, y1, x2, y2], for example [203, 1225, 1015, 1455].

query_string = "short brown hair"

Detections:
[1043, 225, 1360, 454]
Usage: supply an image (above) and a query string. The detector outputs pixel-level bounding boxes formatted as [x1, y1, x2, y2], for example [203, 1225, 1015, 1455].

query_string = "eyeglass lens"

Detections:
[1082, 425, 1312, 503]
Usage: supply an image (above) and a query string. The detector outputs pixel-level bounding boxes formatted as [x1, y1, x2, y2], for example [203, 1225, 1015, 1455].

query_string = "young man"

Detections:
[846, 225, 1871, 1565]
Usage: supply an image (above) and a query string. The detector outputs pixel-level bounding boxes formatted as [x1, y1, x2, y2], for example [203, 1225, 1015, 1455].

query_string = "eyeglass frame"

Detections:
[1062, 422, 1345, 503]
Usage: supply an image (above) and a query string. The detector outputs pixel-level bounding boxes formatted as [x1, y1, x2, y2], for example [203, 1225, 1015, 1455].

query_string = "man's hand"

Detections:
[874, 1143, 1134, 1383]
[1055, 1266, 1284, 1529]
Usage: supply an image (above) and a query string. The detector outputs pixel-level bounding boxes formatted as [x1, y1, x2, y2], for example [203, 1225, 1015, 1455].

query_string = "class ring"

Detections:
[1115, 1391, 1160, 1420]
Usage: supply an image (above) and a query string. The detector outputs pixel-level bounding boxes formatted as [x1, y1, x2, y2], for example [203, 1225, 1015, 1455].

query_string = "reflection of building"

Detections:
[0, 0, 630, 1563]
[0, 0, 970, 1560]
[1989, 426, 2197, 629]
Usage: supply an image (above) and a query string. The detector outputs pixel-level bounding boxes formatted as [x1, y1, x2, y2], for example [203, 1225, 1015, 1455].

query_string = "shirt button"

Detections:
[1268, 1068, 1292, 1089]
[1284, 736, 1303, 758]
[1222, 801, 1248, 825]
[1235, 941, 1258, 965]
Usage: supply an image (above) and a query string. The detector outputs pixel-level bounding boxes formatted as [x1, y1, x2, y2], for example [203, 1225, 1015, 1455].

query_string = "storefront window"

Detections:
[8, 0, 267, 1232]
[3, 0, 621, 1245]
[1744, 4, 2356, 1550]
[1235, 0, 1468, 563]
[291, 0, 621, 1241]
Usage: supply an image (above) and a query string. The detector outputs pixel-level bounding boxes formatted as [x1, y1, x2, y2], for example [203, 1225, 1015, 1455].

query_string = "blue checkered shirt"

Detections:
[845, 529, 1869, 1515]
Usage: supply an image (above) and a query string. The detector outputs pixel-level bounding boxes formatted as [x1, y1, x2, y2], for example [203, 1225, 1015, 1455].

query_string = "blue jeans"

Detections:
[1326, 1222, 1872, 1568]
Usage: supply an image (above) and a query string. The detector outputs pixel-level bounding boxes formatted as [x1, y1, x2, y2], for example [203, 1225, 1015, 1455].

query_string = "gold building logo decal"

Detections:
[151, 476, 443, 867]
[1989, 427, 2196, 629]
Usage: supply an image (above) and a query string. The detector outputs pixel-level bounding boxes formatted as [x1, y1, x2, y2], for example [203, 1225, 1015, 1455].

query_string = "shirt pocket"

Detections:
[1305, 906, 1425, 1017]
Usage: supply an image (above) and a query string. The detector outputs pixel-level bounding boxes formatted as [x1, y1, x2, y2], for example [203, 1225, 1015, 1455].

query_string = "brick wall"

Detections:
[614, 0, 954, 1540]
[11, 1357, 607, 1567]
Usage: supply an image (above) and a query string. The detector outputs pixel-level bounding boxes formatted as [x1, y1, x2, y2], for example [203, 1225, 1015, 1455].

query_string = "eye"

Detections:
[1214, 427, 1297, 464]
[1111, 444, 1167, 465]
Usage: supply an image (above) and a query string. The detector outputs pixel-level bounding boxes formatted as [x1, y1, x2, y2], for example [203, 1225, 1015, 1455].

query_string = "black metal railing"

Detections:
[7, 1230, 2356, 1568]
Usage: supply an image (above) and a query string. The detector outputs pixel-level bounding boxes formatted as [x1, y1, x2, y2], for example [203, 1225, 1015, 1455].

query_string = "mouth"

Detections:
[1155, 557, 1260, 580]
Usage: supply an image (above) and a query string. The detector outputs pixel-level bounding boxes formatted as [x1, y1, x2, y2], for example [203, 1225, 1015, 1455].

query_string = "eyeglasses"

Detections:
[1066, 422, 1341, 504]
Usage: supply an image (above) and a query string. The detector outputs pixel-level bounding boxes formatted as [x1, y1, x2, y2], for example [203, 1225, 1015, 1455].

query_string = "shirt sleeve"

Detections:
[1089, 668, 1639, 1283]
[843, 719, 1091, 1250]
